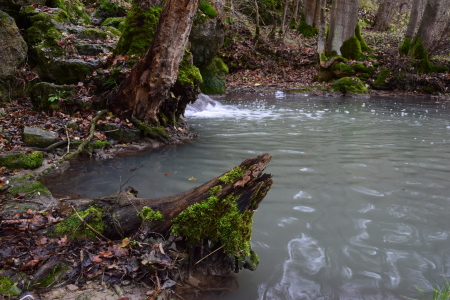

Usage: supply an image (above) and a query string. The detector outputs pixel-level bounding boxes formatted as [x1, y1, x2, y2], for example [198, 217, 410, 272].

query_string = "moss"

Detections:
[8, 180, 50, 197]
[209, 185, 222, 195]
[331, 76, 369, 94]
[297, 13, 318, 37]
[138, 206, 164, 224]
[31, 262, 71, 289]
[23, 12, 65, 56]
[333, 62, 376, 76]
[374, 68, 391, 86]
[199, 56, 228, 94]
[52, 206, 105, 239]
[198, 0, 218, 19]
[101, 17, 125, 29]
[431, 64, 449, 73]
[85, 140, 110, 152]
[0, 151, 43, 170]
[0, 276, 21, 297]
[177, 50, 203, 88]
[115, 5, 162, 56]
[219, 167, 245, 184]
[171, 192, 255, 259]
[47, 0, 91, 24]
[133, 118, 170, 139]
[399, 35, 411, 56]
[340, 36, 362, 60]
[355, 23, 370, 52]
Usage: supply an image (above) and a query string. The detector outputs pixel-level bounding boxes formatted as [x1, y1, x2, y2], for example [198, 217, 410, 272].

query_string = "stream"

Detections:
[45, 93, 450, 300]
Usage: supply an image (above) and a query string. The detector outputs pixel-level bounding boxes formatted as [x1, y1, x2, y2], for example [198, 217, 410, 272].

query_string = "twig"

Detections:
[70, 205, 111, 241]
[64, 125, 70, 154]
[193, 246, 224, 266]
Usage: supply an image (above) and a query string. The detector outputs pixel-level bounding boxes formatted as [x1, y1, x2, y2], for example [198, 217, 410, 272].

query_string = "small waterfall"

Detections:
[185, 94, 221, 117]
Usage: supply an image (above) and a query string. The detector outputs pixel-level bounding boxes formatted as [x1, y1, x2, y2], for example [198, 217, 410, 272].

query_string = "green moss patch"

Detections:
[133, 118, 170, 139]
[297, 13, 318, 37]
[199, 57, 228, 94]
[331, 77, 369, 94]
[0, 151, 43, 170]
[101, 17, 125, 29]
[47, 0, 91, 24]
[219, 167, 245, 184]
[171, 192, 255, 259]
[115, 5, 162, 56]
[355, 23, 370, 52]
[52, 206, 105, 239]
[177, 50, 203, 88]
[8, 180, 50, 198]
[373, 68, 391, 86]
[138, 206, 163, 224]
[340, 36, 362, 60]
[0, 276, 21, 297]
[198, 0, 218, 19]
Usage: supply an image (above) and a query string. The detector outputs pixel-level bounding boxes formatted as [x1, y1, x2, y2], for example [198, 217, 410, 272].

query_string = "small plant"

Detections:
[48, 93, 61, 103]
[405, 277, 450, 300]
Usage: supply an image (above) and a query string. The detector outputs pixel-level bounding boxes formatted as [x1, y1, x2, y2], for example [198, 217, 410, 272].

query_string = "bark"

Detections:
[254, 0, 260, 39]
[405, 0, 423, 39]
[326, 0, 360, 55]
[313, 0, 321, 28]
[373, 0, 396, 31]
[317, 0, 326, 55]
[414, 0, 441, 51]
[293, 0, 300, 24]
[303, 0, 318, 26]
[90, 154, 273, 239]
[108, 0, 199, 125]
[281, 0, 291, 38]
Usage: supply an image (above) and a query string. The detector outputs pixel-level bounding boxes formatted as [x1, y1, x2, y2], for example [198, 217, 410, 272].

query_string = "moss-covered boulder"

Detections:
[371, 68, 391, 90]
[340, 36, 362, 60]
[47, 0, 91, 24]
[23, 127, 59, 148]
[115, 4, 162, 56]
[0, 0, 45, 18]
[0, 10, 28, 102]
[331, 77, 369, 94]
[0, 151, 44, 169]
[101, 16, 125, 30]
[333, 62, 376, 79]
[93, 0, 127, 25]
[96, 123, 141, 142]
[297, 13, 318, 37]
[30, 82, 77, 111]
[199, 56, 228, 94]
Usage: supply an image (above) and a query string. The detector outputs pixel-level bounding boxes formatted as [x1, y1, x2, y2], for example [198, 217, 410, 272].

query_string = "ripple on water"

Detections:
[351, 186, 385, 197]
[293, 190, 312, 199]
[293, 206, 315, 212]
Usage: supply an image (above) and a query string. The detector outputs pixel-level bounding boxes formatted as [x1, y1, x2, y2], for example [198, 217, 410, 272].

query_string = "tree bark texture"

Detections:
[374, 0, 396, 31]
[317, 0, 326, 55]
[405, 0, 423, 38]
[293, 0, 300, 23]
[108, 0, 199, 124]
[303, 0, 318, 26]
[92, 154, 273, 239]
[414, 0, 441, 51]
[326, 0, 360, 55]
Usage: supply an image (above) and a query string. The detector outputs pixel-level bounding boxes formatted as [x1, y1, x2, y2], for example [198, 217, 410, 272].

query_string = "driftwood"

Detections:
[93, 153, 273, 239]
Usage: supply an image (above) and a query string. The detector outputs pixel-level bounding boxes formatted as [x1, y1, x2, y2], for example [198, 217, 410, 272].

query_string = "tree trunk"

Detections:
[373, 0, 396, 31]
[313, 0, 321, 28]
[303, 0, 318, 26]
[254, 0, 260, 39]
[317, 0, 326, 55]
[326, 0, 360, 55]
[293, 0, 300, 24]
[77, 154, 273, 240]
[108, 0, 199, 125]
[405, 0, 423, 39]
[281, 0, 291, 38]
[414, 0, 441, 51]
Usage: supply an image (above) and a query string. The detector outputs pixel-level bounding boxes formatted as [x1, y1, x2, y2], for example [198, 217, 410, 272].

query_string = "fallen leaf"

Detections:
[188, 177, 197, 181]
[164, 173, 172, 176]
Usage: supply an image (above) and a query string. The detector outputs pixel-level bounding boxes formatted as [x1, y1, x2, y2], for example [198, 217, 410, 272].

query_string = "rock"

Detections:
[23, 126, 59, 148]
[331, 77, 369, 94]
[0, 0, 45, 17]
[97, 123, 141, 143]
[199, 56, 228, 94]
[0, 151, 44, 169]
[30, 82, 77, 111]
[0, 10, 28, 80]
[67, 284, 79, 291]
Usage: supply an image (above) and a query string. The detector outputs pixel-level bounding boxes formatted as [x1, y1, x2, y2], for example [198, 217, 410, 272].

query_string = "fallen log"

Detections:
[48, 154, 273, 267]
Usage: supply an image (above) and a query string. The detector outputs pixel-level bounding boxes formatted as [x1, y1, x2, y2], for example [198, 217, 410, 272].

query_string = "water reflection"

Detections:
[45, 94, 450, 299]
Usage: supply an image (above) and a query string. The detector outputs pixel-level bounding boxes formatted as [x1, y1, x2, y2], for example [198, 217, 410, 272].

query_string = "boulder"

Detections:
[0, 10, 27, 80]
[97, 123, 141, 142]
[30, 82, 77, 111]
[23, 126, 59, 148]
[0, 0, 46, 17]
[0, 151, 44, 169]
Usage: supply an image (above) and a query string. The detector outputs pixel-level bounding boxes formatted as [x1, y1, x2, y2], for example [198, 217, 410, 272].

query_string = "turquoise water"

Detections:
[47, 94, 450, 300]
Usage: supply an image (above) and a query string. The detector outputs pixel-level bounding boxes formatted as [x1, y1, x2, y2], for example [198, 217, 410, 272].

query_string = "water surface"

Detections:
[46, 94, 450, 299]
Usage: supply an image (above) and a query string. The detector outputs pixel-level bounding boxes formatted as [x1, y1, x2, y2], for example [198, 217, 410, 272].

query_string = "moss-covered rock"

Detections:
[30, 82, 77, 111]
[331, 76, 369, 94]
[93, 0, 127, 24]
[333, 62, 376, 79]
[199, 56, 228, 94]
[101, 17, 125, 30]
[96, 122, 141, 142]
[340, 36, 362, 60]
[372, 68, 391, 89]
[115, 5, 162, 56]
[47, 0, 91, 24]
[0, 151, 43, 169]
[297, 13, 318, 37]
[0, 276, 21, 297]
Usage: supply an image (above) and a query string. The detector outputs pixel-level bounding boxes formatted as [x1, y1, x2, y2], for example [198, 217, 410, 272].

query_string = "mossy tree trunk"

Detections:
[325, 0, 359, 55]
[413, 0, 441, 52]
[108, 0, 199, 125]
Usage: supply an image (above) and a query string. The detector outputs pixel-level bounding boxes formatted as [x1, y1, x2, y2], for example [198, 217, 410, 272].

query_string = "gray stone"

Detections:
[67, 284, 79, 291]
[0, 10, 28, 80]
[0, 0, 45, 17]
[30, 82, 77, 110]
[23, 126, 59, 148]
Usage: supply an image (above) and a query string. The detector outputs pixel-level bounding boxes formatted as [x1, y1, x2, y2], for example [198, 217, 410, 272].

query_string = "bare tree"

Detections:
[404, 0, 423, 40]
[414, 0, 441, 51]
[373, 0, 397, 31]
